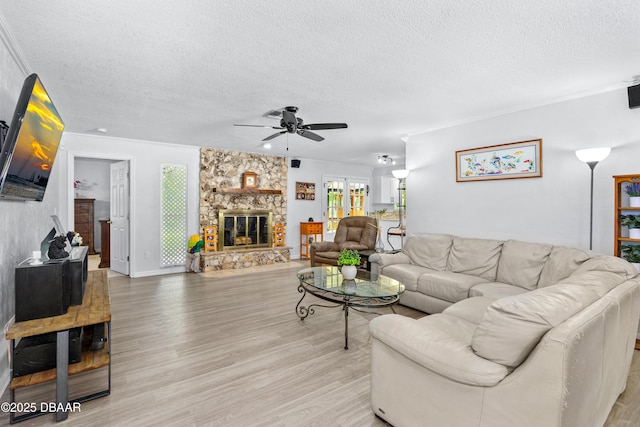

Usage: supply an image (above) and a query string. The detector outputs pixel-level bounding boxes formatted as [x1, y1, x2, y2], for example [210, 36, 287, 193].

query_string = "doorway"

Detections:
[73, 156, 130, 276]
[322, 175, 370, 239]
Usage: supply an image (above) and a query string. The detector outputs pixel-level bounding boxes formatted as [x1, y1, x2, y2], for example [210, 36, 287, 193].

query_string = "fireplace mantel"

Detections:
[212, 188, 282, 195]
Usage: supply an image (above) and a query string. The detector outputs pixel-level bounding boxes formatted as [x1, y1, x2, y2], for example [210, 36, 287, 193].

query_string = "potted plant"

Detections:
[625, 182, 640, 207]
[337, 249, 361, 280]
[621, 244, 640, 272]
[620, 214, 640, 239]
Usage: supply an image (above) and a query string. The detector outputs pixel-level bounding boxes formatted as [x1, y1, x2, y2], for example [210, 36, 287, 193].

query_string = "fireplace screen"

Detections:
[218, 210, 273, 250]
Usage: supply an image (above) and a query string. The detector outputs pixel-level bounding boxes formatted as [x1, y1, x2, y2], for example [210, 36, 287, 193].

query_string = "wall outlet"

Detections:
[144, 251, 151, 259]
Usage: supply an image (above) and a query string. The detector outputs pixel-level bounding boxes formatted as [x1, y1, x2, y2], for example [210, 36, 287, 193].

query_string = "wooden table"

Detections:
[6, 270, 111, 423]
[300, 222, 323, 260]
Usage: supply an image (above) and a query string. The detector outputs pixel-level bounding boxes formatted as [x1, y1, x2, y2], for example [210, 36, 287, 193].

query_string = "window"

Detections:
[161, 164, 187, 266]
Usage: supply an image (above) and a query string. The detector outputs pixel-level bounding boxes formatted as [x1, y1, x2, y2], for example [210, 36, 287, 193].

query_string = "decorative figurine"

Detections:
[47, 235, 69, 259]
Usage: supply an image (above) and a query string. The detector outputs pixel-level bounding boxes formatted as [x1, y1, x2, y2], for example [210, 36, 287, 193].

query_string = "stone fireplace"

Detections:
[219, 209, 273, 250]
[199, 148, 290, 271]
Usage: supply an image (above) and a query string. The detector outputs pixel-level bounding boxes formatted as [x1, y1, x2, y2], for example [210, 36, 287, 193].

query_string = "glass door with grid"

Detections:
[323, 176, 369, 235]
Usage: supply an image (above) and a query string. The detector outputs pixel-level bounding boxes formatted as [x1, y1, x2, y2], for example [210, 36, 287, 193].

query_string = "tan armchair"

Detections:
[310, 216, 378, 267]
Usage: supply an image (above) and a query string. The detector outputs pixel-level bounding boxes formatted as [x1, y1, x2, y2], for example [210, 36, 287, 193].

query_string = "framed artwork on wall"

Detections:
[242, 171, 258, 188]
[296, 182, 315, 200]
[455, 139, 542, 182]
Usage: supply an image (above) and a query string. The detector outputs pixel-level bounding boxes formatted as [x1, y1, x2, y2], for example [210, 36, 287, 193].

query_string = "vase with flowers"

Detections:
[625, 182, 640, 207]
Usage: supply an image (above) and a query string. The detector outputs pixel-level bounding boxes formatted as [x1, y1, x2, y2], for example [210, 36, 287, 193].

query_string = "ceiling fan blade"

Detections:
[297, 129, 324, 142]
[262, 131, 287, 141]
[301, 123, 348, 130]
[234, 124, 283, 129]
[282, 110, 298, 126]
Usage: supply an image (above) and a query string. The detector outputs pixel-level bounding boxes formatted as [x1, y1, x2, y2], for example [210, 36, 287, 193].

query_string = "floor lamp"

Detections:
[575, 147, 611, 250]
[387, 169, 409, 250]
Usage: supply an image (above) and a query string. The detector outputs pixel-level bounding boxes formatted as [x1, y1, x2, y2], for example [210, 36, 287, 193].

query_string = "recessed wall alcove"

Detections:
[199, 148, 290, 271]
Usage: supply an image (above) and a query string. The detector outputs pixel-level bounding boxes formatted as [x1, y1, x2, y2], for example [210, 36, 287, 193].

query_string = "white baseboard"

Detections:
[132, 266, 185, 278]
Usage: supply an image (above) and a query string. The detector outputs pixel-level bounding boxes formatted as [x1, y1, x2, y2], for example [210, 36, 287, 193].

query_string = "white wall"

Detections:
[286, 158, 373, 257]
[406, 87, 640, 254]
[56, 133, 201, 277]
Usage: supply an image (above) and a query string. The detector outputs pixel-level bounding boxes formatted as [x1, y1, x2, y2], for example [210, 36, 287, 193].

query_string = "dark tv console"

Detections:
[14, 246, 88, 322]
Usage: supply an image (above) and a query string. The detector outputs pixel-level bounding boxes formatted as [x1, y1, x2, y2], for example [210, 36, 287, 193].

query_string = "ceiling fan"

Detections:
[234, 106, 348, 142]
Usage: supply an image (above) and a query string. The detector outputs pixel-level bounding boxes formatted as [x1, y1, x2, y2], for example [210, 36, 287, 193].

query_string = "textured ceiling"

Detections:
[1, 0, 639, 166]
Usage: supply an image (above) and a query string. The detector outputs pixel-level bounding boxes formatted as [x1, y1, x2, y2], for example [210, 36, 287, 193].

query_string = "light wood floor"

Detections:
[2, 263, 639, 426]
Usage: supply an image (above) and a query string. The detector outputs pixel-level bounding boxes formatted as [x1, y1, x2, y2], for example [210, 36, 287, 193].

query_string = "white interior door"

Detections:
[110, 160, 130, 275]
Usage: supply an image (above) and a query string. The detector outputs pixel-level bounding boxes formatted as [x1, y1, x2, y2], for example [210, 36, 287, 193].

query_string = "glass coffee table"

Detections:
[296, 266, 405, 349]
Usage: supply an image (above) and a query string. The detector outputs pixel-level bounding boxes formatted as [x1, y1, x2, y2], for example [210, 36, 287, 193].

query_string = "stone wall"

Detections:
[202, 247, 291, 271]
[200, 148, 287, 229]
[199, 148, 290, 271]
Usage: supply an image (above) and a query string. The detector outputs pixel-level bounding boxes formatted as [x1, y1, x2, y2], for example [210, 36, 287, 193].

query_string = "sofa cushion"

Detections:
[471, 276, 615, 368]
[496, 240, 552, 290]
[314, 251, 340, 261]
[538, 246, 591, 288]
[345, 227, 363, 243]
[417, 271, 489, 303]
[381, 264, 433, 292]
[402, 233, 453, 271]
[468, 282, 528, 298]
[574, 255, 639, 280]
[446, 237, 503, 281]
[442, 296, 497, 325]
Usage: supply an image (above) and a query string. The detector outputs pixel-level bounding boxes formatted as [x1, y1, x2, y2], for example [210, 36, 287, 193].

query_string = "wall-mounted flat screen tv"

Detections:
[0, 74, 64, 201]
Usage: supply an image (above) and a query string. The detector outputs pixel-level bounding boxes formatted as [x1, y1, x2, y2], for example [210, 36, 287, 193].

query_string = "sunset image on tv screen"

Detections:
[3, 76, 64, 201]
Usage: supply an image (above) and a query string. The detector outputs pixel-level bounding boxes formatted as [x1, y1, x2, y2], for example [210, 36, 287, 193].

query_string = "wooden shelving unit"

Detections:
[273, 223, 285, 247]
[204, 226, 217, 252]
[6, 270, 111, 423]
[10, 342, 110, 390]
[614, 175, 640, 351]
[613, 175, 640, 258]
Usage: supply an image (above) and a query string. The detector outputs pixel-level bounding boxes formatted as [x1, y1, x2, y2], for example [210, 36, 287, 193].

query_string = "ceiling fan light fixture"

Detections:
[263, 142, 272, 149]
[378, 155, 393, 165]
[236, 106, 346, 143]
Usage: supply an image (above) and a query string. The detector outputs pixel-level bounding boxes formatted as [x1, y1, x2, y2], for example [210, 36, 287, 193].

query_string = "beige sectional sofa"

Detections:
[368, 233, 640, 427]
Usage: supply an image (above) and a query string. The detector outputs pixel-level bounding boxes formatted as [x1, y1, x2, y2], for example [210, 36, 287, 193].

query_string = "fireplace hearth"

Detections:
[218, 209, 273, 250]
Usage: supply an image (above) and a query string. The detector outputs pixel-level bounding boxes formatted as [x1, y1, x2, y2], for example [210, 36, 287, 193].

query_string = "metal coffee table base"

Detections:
[296, 284, 399, 350]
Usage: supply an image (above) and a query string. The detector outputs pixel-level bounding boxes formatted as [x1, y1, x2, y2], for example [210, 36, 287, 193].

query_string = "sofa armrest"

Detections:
[368, 252, 411, 268]
[369, 315, 508, 386]
[310, 241, 339, 252]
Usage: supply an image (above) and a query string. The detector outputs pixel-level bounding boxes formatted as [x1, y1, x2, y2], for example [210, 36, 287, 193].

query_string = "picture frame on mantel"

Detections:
[242, 171, 258, 188]
[455, 139, 542, 182]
